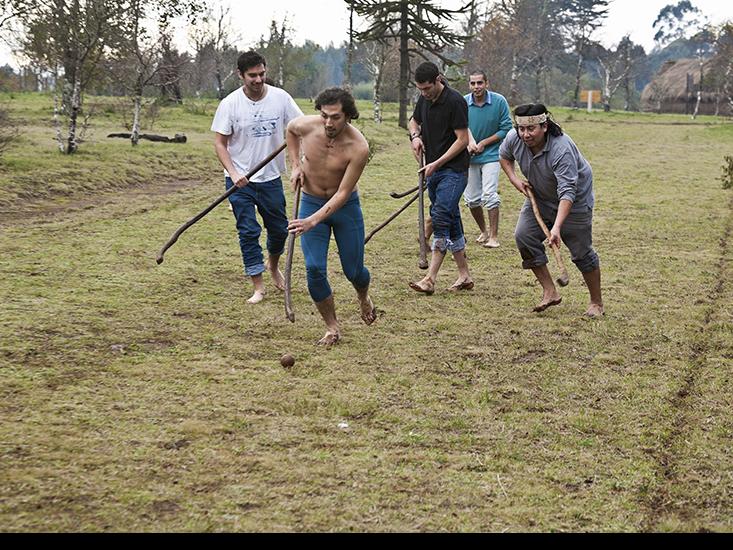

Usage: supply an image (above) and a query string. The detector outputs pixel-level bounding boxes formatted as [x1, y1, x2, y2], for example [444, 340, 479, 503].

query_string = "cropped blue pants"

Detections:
[299, 191, 371, 303]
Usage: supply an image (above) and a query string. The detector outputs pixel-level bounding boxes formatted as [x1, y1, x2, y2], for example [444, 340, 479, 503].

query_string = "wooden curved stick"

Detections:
[417, 153, 428, 270]
[389, 185, 418, 199]
[364, 192, 420, 244]
[284, 184, 302, 323]
[156, 142, 287, 264]
[525, 186, 570, 287]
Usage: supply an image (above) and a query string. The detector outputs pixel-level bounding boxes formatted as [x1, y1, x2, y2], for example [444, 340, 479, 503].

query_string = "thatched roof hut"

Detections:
[641, 58, 731, 116]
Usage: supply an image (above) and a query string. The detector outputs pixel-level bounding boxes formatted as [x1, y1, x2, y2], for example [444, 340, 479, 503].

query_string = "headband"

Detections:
[514, 113, 547, 125]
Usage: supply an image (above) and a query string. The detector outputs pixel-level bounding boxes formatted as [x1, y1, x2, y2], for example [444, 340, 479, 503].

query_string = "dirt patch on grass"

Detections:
[641, 192, 733, 532]
[0, 178, 203, 228]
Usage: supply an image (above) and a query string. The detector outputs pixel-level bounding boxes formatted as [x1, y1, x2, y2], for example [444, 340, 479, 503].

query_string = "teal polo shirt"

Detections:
[464, 91, 513, 164]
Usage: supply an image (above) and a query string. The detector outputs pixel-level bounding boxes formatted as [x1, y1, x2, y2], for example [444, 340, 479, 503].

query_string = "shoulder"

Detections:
[288, 114, 318, 132]
[491, 92, 509, 106]
[268, 86, 295, 101]
[348, 126, 370, 157]
[504, 129, 520, 146]
[446, 86, 466, 103]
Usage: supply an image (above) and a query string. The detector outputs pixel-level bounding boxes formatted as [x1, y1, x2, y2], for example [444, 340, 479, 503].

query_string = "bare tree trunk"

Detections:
[131, 93, 142, 146]
[692, 57, 704, 120]
[398, 2, 410, 129]
[66, 72, 81, 154]
[345, 2, 354, 87]
[52, 89, 65, 153]
[509, 52, 520, 107]
[573, 43, 583, 109]
[373, 68, 383, 123]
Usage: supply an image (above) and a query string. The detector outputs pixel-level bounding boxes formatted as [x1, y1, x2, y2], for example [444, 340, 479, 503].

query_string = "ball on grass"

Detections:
[280, 353, 295, 368]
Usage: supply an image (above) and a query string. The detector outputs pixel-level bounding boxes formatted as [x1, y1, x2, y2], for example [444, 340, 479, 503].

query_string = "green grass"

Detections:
[1, 93, 732, 532]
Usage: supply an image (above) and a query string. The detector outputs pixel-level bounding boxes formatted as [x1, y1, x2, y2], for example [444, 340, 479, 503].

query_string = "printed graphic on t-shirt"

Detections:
[249, 112, 279, 138]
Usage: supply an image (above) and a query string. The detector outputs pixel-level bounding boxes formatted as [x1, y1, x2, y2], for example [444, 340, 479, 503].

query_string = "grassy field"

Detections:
[1, 93, 732, 532]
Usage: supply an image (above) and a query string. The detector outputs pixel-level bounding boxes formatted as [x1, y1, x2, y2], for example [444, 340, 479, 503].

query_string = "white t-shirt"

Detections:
[211, 85, 303, 182]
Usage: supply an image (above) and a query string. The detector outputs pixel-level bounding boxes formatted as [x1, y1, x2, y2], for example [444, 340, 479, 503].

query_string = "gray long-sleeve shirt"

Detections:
[500, 129, 594, 213]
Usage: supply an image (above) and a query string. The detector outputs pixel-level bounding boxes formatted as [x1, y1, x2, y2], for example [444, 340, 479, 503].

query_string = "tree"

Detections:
[495, 0, 567, 104]
[709, 22, 733, 115]
[19, 0, 124, 154]
[113, 1, 201, 145]
[188, 1, 238, 99]
[652, 1, 705, 47]
[559, 0, 609, 108]
[352, 0, 472, 128]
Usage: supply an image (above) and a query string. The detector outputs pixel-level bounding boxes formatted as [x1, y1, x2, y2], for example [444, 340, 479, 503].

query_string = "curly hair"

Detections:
[315, 87, 359, 120]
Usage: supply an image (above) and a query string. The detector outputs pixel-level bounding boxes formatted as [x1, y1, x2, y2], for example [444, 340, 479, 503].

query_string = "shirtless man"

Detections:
[286, 87, 377, 346]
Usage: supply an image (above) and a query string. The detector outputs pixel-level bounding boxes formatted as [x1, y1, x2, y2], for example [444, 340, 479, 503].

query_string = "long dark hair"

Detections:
[513, 103, 563, 136]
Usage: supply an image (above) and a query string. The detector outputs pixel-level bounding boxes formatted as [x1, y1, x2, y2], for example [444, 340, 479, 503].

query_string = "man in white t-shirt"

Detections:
[211, 51, 303, 304]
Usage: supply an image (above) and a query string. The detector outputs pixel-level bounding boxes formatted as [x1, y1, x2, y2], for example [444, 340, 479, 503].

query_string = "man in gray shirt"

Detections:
[499, 103, 603, 318]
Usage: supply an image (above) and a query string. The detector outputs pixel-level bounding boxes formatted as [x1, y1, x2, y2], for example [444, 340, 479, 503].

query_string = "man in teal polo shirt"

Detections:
[464, 71, 513, 248]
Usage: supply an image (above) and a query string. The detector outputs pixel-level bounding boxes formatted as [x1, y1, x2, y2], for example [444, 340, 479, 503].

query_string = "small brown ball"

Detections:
[280, 353, 295, 368]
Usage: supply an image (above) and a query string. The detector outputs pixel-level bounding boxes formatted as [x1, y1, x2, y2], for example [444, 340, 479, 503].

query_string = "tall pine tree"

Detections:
[351, 0, 472, 128]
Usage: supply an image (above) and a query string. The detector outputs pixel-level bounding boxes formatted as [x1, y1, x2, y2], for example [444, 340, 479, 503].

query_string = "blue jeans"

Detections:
[299, 191, 371, 303]
[226, 176, 288, 277]
[427, 169, 467, 253]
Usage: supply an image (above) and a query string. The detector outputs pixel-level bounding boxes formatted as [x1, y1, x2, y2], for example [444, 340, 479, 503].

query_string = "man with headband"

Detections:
[499, 103, 604, 318]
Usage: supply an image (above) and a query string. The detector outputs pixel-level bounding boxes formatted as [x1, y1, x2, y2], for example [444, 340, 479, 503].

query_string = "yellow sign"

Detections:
[580, 90, 602, 103]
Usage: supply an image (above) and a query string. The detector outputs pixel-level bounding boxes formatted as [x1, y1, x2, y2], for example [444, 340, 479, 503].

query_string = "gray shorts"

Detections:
[514, 201, 599, 273]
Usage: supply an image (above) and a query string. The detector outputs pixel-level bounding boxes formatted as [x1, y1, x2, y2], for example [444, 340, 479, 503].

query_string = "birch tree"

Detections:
[20, 0, 122, 154]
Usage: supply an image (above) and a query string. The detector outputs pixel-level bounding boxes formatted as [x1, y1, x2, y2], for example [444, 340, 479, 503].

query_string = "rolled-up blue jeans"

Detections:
[299, 191, 370, 303]
[427, 168, 468, 253]
[226, 176, 288, 277]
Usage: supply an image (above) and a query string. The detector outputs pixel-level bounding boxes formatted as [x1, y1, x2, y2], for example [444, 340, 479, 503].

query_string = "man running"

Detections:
[286, 88, 377, 346]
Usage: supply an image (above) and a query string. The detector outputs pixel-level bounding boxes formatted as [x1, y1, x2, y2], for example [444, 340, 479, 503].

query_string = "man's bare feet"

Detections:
[476, 232, 488, 243]
[447, 278, 474, 291]
[532, 294, 562, 312]
[584, 303, 605, 318]
[483, 238, 500, 249]
[266, 259, 285, 291]
[247, 289, 266, 304]
[409, 277, 434, 295]
[359, 295, 377, 325]
[317, 331, 341, 347]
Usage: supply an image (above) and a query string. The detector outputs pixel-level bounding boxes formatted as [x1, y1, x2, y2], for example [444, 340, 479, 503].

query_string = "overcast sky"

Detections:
[2, 0, 731, 68]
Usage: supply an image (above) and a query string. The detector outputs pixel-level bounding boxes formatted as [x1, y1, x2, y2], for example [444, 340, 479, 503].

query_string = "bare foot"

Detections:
[483, 239, 500, 248]
[447, 278, 474, 292]
[409, 277, 434, 295]
[265, 259, 285, 291]
[476, 232, 488, 243]
[584, 303, 605, 318]
[359, 295, 377, 325]
[317, 331, 341, 347]
[532, 295, 562, 313]
[247, 289, 266, 304]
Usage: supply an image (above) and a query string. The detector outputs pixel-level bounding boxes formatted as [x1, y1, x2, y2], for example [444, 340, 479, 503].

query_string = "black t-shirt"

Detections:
[412, 84, 470, 172]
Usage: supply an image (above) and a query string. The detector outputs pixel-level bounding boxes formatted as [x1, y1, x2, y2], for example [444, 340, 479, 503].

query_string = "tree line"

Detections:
[0, 0, 731, 154]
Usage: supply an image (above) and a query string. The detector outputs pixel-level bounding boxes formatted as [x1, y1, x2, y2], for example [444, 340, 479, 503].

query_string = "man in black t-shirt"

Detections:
[408, 62, 473, 295]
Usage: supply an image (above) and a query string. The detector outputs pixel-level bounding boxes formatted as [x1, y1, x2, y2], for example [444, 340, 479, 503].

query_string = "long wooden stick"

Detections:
[284, 184, 302, 323]
[417, 153, 428, 270]
[156, 142, 287, 264]
[525, 186, 570, 287]
[364, 192, 420, 244]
